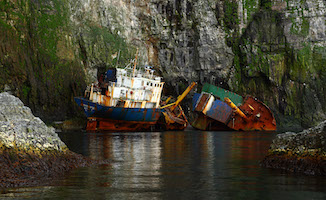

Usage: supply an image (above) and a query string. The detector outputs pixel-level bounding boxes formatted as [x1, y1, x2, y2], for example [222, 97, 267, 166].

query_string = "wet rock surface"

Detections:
[0, 92, 95, 188]
[0, 149, 93, 188]
[261, 120, 326, 175]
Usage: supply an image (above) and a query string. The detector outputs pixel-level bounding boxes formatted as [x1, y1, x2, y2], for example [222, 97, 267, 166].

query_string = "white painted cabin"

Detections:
[88, 66, 164, 109]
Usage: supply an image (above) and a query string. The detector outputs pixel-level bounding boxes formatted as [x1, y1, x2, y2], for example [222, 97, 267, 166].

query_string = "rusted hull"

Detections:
[86, 118, 157, 132]
[226, 96, 276, 131]
[191, 112, 232, 131]
[191, 87, 277, 131]
[157, 106, 188, 131]
[75, 96, 191, 131]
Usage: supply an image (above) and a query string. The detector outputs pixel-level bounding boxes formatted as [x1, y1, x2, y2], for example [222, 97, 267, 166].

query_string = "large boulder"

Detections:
[261, 120, 326, 175]
[0, 92, 93, 188]
[0, 92, 67, 152]
[269, 121, 326, 153]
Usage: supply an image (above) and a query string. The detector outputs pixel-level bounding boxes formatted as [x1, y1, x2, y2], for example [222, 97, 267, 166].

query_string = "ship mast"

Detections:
[132, 48, 139, 78]
[131, 48, 139, 89]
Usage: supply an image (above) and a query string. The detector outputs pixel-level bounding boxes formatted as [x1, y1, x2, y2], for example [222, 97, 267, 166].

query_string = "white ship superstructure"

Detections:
[87, 64, 164, 109]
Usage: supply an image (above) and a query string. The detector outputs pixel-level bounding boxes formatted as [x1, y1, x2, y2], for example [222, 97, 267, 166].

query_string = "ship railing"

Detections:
[85, 84, 101, 92]
[108, 82, 116, 87]
[113, 84, 160, 91]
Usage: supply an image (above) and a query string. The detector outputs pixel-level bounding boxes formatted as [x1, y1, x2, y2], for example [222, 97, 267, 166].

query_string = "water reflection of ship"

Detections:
[83, 131, 273, 197]
[230, 132, 273, 165]
[87, 134, 113, 160]
[87, 132, 163, 192]
[160, 131, 274, 197]
[162, 132, 209, 165]
[160, 131, 211, 195]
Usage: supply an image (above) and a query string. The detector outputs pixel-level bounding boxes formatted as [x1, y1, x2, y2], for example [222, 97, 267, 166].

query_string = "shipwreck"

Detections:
[191, 83, 277, 131]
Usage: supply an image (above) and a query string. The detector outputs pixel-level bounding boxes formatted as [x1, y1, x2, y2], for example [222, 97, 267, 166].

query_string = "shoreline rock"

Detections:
[52, 118, 87, 132]
[0, 92, 95, 188]
[261, 120, 326, 175]
[0, 147, 94, 188]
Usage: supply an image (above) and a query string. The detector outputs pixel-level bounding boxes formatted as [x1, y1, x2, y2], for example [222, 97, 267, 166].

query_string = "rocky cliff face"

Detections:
[234, 0, 326, 130]
[1, 0, 325, 130]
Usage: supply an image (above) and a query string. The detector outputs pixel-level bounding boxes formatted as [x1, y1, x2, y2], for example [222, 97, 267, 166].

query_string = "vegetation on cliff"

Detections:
[0, 0, 325, 131]
[0, 0, 86, 121]
[224, 1, 326, 131]
[0, 0, 135, 122]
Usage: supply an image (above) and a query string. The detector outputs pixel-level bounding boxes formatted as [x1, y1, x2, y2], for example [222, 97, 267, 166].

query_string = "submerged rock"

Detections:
[261, 120, 326, 175]
[0, 92, 95, 188]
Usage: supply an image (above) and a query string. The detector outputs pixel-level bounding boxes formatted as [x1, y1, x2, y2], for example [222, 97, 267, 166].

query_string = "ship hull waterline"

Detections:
[191, 90, 277, 131]
[74, 97, 162, 132]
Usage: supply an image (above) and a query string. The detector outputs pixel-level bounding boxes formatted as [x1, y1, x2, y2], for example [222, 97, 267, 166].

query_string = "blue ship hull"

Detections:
[74, 97, 162, 131]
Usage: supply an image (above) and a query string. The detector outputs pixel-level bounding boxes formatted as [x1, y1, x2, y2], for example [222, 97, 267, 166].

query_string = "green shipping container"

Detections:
[202, 83, 243, 106]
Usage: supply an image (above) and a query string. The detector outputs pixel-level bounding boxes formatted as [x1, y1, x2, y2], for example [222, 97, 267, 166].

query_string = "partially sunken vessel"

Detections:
[75, 59, 164, 132]
[74, 53, 196, 132]
[191, 83, 277, 131]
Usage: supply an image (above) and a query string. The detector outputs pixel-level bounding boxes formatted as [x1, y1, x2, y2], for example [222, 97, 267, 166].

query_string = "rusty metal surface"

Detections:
[155, 82, 195, 131]
[206, 99, 233, 124]
[157, 106, 188, 131]
[191, 90, 277, 131]
[191, 113, 210, 130]
[191, 112, 232, 131]
[224, 97, 247, 119]
[194, 93, 211, 112]
[226, 96, 277, 131]
[86, 118, 157, 132]
[192, 93, 201, 111]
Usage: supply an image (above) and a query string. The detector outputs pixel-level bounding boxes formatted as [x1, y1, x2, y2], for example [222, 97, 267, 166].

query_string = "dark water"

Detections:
[2, 130, 326, 199]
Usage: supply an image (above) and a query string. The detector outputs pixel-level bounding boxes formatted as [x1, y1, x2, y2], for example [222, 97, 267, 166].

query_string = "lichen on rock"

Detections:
[261, 120, 326, 175]
[0, 92, 68, 153]
[0, 92, 94, 188]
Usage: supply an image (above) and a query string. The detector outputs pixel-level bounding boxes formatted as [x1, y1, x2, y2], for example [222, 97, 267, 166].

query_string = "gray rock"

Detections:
[0, 92, 67, 152]
[0, 92, 24, 106]
[3, 85, 12, 94]
[270, 120, 326, 153]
